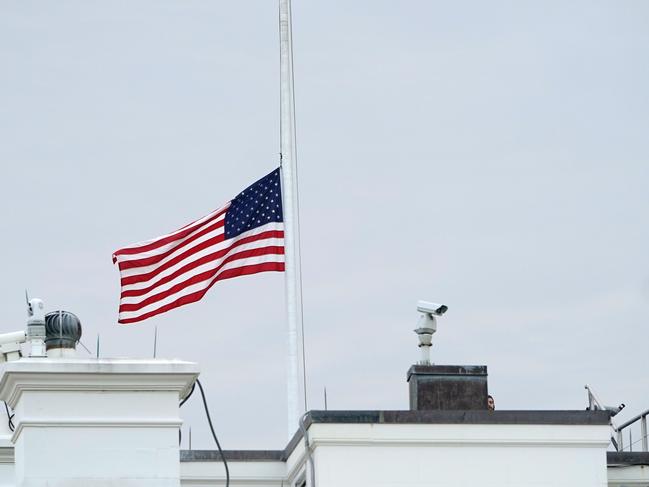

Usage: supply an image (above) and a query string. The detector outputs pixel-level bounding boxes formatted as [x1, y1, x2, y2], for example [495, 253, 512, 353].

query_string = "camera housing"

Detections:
[416, 301, 448, 316]
[604, 404, 625, 417]
[0, 330, 26, 362]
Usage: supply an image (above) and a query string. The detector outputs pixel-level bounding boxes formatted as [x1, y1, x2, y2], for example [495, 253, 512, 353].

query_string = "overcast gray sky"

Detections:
[1, 0, 648, 450]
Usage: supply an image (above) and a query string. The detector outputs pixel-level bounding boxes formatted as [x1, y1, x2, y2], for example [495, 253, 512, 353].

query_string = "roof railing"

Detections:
[615, 409, 649, 453]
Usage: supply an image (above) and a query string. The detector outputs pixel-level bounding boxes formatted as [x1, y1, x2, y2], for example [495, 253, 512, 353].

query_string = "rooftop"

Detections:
[181, 409, 612, 463]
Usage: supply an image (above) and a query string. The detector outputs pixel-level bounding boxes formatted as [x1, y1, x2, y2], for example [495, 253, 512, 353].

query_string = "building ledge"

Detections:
[181, 450, 284, 462]
[302, 410, 611, 427]
[608, 452, 649, 466]
[181, 409, 612, 463]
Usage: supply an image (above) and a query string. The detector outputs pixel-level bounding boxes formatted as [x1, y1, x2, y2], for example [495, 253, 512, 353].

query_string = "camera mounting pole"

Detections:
[414, 316, 436, 365]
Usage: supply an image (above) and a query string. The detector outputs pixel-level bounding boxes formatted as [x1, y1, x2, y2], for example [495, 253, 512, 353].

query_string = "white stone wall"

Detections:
[0, 358, 198, 487]
[0, 443, 14, 487]
[306, 423, 610, 487]
[180, 460, 285, 487]
[180, 422, 614, 487]
[607, 465, 649, 486]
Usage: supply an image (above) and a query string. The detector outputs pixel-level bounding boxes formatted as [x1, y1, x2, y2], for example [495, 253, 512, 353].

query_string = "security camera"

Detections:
[0, 330, 26, 363]
[604, 404, 625, 417]
[0, 331, 26, 346]
[414, 300, 448, 365]
[417, 301, 448, 316]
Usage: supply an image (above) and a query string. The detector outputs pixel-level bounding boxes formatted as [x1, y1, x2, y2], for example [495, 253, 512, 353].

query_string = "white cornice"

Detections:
[11, 418, 183, 443]
[309, 437, 610, 449]
[304, 423, 612, 450]
[0, 447, 14, 464]
[0, 358, 199, 408]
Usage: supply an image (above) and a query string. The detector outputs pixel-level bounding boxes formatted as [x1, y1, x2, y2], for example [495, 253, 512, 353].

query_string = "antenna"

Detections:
[585, 384, 604, 411]
[96, 334, 100, 358]
[25, 289, 31, 314]
[188, 426, 192, 450]
[153, 326, 158, 358]
[59, 310, 63, 345]
[324, 387, 328, 410]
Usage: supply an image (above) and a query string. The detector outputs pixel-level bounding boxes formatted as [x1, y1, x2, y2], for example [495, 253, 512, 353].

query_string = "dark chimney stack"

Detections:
[407, 365, 488, 410]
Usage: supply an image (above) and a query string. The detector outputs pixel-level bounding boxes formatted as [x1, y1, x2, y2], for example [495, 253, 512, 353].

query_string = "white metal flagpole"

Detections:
[279, 0, 305, 438]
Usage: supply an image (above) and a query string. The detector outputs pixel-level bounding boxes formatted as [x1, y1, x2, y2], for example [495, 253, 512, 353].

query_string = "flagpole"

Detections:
[279, 0, 304, 438]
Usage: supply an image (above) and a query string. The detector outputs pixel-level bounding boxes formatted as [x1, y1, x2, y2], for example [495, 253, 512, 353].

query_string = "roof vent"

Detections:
[45, 311, 82, 358]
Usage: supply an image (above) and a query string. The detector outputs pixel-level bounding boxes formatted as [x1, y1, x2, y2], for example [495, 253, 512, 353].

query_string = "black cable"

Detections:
[4, 403, 14, 432]
[4, 402, 14, 432]
[195, 379, 229, 487]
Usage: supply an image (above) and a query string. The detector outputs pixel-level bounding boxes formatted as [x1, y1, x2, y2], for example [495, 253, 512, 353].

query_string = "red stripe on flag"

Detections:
[113, 206, 228, 260]
[117, 219, 225, 271]
[117, 261, 285, 324]
[119, 229, 284, 286]
[120, 244, 285, 301]
[119, 246, 284, 313]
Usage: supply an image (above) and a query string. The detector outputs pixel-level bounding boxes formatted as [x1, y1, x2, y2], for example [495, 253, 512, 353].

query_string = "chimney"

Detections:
[407, 364, 488, 410]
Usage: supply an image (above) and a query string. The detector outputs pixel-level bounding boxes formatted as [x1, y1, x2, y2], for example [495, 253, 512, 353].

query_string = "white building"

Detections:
[0, 305, 645, 486]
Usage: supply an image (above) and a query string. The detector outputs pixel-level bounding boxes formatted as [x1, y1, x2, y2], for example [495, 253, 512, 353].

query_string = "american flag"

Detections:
[113, 169, 285, 324]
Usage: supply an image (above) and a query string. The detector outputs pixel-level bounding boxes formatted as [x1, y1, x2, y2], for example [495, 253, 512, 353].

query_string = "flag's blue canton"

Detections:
[224, 169, 283, 240]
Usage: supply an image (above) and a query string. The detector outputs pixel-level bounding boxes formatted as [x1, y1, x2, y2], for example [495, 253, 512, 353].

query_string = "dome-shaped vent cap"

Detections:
[44, 311, 82, 350]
